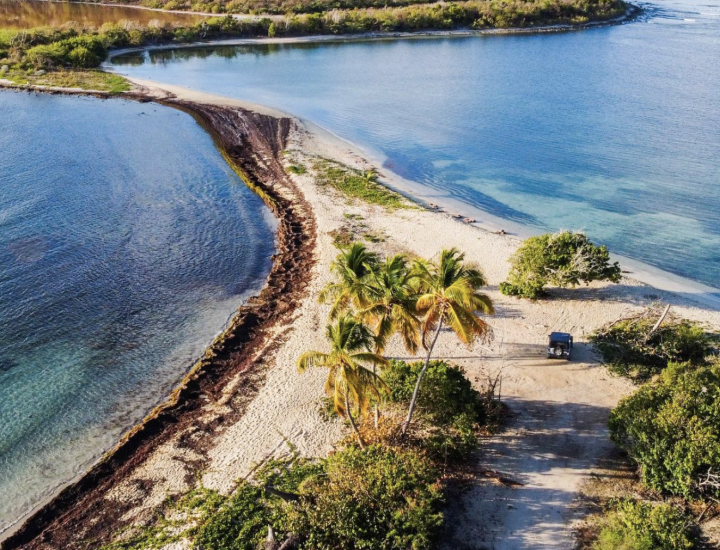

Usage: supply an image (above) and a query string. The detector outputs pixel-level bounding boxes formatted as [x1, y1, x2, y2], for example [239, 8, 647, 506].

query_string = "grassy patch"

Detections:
[286, 163, 307, 175]
[2, 68, 130, 93]
[312, 158, 407, 210]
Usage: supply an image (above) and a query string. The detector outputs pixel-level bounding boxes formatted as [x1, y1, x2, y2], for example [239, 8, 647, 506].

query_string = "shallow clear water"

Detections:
[0, 91, 274, 531]
[0, 0, 207, 30]
[112, 0, 720, 289]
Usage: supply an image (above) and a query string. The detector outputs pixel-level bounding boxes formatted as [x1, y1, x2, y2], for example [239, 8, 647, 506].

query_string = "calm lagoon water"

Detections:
[112, 0, 720, 290]
[0, 0, 207, 29]
[0, 92, 274, 532]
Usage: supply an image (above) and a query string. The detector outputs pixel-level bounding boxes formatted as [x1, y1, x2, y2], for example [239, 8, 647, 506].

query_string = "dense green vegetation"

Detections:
[284, 445, 443, 550]
[500, 230, 622, 299]
[1, 0, 628, 76]
[125, 0, 628, 20]
[591, 311, 718, 379]
[384, 359, 502, 459]
[609, 360, 720, 500]
[592, 499, 698, 550]
[586, 306, 718, 548]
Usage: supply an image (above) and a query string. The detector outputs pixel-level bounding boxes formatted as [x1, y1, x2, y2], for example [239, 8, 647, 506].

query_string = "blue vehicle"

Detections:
[547, 332, 573, 360]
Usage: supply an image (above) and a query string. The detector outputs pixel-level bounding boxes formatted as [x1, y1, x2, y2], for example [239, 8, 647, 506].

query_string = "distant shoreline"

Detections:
[71, 0, 639, 28]
[105, 4, 641, 61]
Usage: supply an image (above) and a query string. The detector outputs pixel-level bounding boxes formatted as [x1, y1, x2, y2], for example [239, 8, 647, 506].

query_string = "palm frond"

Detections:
[297, 350, 328, 373]
[351, 352, 389, 368]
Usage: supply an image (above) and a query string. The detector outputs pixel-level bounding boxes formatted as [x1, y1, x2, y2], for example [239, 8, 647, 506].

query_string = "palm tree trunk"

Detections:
[401, 317, 444, 437]
[345, 389, 366, 449]
[373, 364, 379, 429]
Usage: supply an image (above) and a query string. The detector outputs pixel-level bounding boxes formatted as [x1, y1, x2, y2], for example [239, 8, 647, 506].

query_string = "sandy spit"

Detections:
[2, 76, 719, 549]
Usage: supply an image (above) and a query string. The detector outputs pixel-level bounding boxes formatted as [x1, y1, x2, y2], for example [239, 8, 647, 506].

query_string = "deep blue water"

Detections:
[0, 92, 275, 531]
[112, 0, 720, 289]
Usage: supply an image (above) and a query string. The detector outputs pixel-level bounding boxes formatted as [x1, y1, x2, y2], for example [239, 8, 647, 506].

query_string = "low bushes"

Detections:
[500, 230, 621, 299]
[608, 361, 720, 500]
[100, 447, 442, 550]
[286, 445, 443, 550]
[383, 359, 498, 459]
[593, 499, 698, 550]
[25, 35, 107, 68]
[591, 310, 718, 379]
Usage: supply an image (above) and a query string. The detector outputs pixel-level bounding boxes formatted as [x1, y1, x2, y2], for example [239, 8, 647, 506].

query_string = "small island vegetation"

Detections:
[500, 230, 621, 299]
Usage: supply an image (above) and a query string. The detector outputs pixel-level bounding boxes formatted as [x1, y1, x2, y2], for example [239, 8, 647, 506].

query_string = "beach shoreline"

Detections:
[2, 67, 720, 548]
[0, 86, 318, 548]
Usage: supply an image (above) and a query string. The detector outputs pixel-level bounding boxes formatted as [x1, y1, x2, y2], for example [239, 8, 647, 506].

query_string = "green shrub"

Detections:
[591, 313, 717, 379]
[383, 360, 492, 459]
[286, 445, 443, 550]
[384, 360, 484, 425]
[500, 230, 621, 299]
[609, 361, 720, 499]
[24, 42, 68, 68]
[24, 35, 106, 68]
[593, 499, 697, 550]
[194, 484, 269, 550]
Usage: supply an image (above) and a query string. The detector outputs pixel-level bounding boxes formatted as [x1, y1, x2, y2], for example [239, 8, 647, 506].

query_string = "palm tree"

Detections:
[401, 248, 495, 437]
[297, 314, 388, 449]
[358, 254, 421, 355]
[356, 255, 421, 428]
[319, 243, 378, 318]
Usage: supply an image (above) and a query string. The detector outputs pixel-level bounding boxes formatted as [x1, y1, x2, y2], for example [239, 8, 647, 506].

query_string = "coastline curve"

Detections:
[0, 91, 317, 550]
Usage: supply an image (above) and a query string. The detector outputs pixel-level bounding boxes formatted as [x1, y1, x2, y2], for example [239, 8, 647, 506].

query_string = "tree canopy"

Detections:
[500, 230, 621, 299]
[609, 360, 720, 500]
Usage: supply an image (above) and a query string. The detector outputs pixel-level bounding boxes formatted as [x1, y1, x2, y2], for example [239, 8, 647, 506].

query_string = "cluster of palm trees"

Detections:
[297, 243, 495, 447]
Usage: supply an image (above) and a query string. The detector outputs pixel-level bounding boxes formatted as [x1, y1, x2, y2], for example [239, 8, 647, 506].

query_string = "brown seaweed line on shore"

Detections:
[0, 88, 317, 550]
